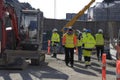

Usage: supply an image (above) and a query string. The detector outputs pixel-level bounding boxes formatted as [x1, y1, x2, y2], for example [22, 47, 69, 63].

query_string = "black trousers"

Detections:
[84, 56, 91, 62]
[65, 47, 74, 65]
[96, 45, 104, 59]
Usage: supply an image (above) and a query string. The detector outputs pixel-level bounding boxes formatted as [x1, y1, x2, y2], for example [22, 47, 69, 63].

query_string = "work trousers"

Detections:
[52, 43, 59, 58]
[78, 46, 82, 60]
[84, 56, 91, 65]
[96, 45, 104, 60]
[65, 47, 74, 66]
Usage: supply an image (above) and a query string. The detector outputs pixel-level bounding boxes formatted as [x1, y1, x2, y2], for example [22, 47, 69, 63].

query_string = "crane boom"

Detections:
[63, 0, 95, 29]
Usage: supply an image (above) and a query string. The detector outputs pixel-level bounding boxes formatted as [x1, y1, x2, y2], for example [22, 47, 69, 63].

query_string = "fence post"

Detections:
[116, 60, 120, 80]
[47, 40, 51, 55]
[102, 53, 106, 80]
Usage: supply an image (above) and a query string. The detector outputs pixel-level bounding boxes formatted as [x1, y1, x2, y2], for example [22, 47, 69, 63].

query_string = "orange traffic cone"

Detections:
[102, 53, 106, 80]
[116, 60, 120, 80]
[47, 40, 51, 55]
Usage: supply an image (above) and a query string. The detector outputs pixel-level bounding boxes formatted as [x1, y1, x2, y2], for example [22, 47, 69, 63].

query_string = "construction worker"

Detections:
[62, 27, 77, 67]
[82, 29, 96, 68]
[51, 28, 60, 58]
[76, 30, 83, 61]
[95, 29, 104, 61]
[115, 41, 120, 60]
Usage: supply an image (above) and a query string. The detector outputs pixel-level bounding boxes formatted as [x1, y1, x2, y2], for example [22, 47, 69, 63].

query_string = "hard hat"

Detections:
[67, 27, 73, 35]
[63, 27, 68, 32]
[98, 29, 103, 33]
[75, 30, 81, 36]
[52, 28, 58, 32]
[86, 29, 91, 33]
[68, 26, 73, 31]
[83, 28, 86, 32]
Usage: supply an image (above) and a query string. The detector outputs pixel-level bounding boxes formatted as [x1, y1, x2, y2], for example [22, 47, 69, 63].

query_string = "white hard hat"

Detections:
[52, 28, 58, 32]
[98, 29, 103, 33]
[76, 30, 81, 34]
[83, 28, 86, 32]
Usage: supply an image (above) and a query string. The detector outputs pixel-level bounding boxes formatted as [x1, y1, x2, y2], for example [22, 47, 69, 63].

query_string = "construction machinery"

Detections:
[0, 0, 45, 69]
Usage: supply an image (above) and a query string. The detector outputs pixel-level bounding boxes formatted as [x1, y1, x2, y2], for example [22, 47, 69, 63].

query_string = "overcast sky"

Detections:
[19, 0, 103, 19]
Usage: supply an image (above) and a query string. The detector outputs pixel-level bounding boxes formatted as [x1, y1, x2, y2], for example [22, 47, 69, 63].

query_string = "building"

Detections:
[66, 13, 88, 21]
[88, 0, 120, 21]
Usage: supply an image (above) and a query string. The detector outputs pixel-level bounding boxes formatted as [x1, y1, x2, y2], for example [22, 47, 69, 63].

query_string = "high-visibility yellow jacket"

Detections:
[77, 38, 83, 47]
[51, 32, 60, 44]
[62, 33, 77, 48]
[82, 33, 96, 56]
[82, 32, 87, 38]
[95, 33, 104, 46]
[83, 33, 96, 49]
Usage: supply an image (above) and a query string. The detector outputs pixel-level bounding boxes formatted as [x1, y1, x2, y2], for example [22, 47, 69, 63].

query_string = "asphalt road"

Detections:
[0, 53, 116, 80]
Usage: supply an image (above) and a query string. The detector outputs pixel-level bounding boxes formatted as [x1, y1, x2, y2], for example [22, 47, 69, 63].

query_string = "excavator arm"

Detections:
[63, 0, 95, 30]
[0, 0, 20, 53]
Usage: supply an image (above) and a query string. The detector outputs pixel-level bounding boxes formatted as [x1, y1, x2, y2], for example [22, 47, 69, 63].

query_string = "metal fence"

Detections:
[42, 19, 120, 50]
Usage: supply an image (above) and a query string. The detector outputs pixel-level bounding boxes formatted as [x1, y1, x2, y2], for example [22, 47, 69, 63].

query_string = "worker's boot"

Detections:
[54, 53, 57, 58]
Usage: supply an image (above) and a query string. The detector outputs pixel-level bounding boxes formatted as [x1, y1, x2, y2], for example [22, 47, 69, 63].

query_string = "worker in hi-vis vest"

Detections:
[51, 28, 60, 58]
[82, 29, 96, 68]
[62, 27, 77, 67]
[95, 29, 104, 61]
[76, 30, 83, 61]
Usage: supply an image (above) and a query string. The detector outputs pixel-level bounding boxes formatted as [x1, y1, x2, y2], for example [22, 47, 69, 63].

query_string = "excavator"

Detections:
[0, 0, 45, 69]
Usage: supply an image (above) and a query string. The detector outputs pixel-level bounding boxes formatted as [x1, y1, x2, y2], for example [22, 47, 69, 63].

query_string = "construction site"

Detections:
[0, 0, 119, 80]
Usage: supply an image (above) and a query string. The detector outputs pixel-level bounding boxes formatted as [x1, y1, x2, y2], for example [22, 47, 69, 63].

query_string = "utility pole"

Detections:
[54, 0, 56, 28]
[54, 0, 56, 19]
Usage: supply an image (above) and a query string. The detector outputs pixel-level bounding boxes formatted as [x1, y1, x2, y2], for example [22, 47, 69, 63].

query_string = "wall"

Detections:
[42, 18, 120, 50]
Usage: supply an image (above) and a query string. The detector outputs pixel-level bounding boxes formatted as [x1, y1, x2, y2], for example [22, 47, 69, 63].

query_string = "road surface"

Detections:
[0, 53, 116, 80]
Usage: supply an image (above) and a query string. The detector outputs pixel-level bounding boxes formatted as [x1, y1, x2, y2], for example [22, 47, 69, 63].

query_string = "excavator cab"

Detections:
[19, 9, 43, 51]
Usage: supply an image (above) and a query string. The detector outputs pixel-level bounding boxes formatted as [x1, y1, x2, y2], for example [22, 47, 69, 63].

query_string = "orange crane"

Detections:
[62, 0, 95, 30]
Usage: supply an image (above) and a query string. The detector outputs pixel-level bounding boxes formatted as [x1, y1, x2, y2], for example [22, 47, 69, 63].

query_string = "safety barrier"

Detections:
[116, 60, 120, 80]
[47, 40, 51, 55]
[102, 53, 106, 80]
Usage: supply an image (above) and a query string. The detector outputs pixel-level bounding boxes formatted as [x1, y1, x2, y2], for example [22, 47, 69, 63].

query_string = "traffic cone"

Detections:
[116, 60, 120, 80]
[102, 53, 106, 80]
[47, 40, 51, 55]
